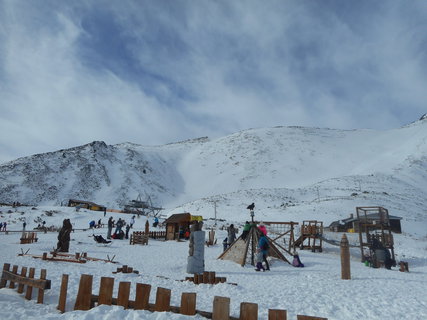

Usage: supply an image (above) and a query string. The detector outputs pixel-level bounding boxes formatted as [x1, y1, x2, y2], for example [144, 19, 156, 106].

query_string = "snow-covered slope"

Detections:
[0, 119, 426, 228]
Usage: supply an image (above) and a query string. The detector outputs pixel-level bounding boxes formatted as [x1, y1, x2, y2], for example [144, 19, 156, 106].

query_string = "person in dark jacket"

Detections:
[107, 217, 114, 239]
[227, 224, 236, 246]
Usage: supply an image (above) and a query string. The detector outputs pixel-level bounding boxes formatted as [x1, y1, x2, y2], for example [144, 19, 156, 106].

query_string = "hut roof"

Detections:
[164, 213, 191, 224]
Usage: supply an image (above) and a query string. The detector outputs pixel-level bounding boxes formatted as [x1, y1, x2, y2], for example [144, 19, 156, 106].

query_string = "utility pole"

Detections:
[212, 200, 218, 227]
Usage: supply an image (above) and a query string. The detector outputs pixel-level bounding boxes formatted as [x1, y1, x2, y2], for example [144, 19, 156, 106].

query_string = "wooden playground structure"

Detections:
[294, 220, 323, 252]
[356, 206, 396, 267]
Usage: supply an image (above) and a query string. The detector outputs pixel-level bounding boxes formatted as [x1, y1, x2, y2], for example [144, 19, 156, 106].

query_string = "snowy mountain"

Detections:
[1, 119, 426, 228]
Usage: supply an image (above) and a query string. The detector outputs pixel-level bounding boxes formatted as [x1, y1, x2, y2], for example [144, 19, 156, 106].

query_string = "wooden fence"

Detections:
[0, 263, 51, 304]
[20, 232, 38, 244]
[130, 231, 167, 245]
[56, 273, 327, 319]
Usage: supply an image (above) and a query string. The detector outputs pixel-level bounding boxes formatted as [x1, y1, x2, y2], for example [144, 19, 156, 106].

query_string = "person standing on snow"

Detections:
[107, 217, 114, 239]
[227, 224, 236, 246]
[258, 233, 270, 271]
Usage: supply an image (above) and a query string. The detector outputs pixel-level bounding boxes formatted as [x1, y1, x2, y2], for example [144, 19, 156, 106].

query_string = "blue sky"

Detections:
[1, 0, 426, 163]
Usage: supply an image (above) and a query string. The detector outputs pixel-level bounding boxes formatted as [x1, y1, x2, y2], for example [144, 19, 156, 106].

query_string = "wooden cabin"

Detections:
[164, 213, 202, 240]
[329, 212, 402, 233]
[68, 199, 106, 212]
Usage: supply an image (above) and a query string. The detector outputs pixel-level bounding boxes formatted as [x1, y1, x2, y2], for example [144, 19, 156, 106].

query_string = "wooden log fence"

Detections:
[55, 273, 327, 319]
[0, 263, 51, 304]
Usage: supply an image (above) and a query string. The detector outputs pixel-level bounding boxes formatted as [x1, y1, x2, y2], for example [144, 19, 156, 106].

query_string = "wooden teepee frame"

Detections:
[218, 224, 292, 266]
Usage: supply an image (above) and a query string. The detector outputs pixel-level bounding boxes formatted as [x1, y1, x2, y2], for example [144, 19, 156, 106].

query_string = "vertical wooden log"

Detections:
[203, 271, 209, 284]
[194, 274, 200, 285]
[212, 296, 230, 320]
[145, 220, 149, 234]
[297, 316, 328, 320]
[37, 269, 47, 304]
[117, 281, 131, 309]
[134, 283, 151, 310]
[17, 267, 27, 293]
[180, 292, 197, 315]
[268, 309, 287, 320]
[42, 252, 48, 260]
[25, 267, 35, 300]
[98, 277, 115, 306]
[9, 265, 18, 289]
[57, 274, 69, 313]
[340, 234, 351, 280]
[74, 274, 93, 310]
[240, 302, 258, 320]
[0, 263, 10, 288]
[154, 287, 171, 312]
[209, 272, 216, 284]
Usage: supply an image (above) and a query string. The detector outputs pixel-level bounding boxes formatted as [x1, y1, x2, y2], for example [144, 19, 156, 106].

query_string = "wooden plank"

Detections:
[213, 296, 230, 320]
[180, 292, 196, 315]
[37, 269, 47, 304]
[57, 274, 68, 313]
[25, 267, 35, 300]
[98, 277, 114, 306]
[1, 270, 51, 289]
[240, 302, 258, 320]
[0, 263, 10, 288]
[134, 283, 151, 310]
[74, 274, 93, 311]
[154, 287, 171, 312]
[269, 309, 287, 320]
[297, 316, 328, 320]
[17, 267, 27, 293]
[9, 265, 18, 289]
[117, 281, 131, 309]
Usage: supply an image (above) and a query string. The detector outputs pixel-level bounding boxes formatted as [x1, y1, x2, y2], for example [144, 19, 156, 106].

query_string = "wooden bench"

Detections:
[20, 232, 38, 244]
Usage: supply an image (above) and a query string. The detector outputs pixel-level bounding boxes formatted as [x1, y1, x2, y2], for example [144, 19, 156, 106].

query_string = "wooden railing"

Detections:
[0, 263, 51, 304]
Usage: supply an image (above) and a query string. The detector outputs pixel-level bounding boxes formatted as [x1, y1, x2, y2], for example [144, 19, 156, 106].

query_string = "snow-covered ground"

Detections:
[0, 206, 426, 320]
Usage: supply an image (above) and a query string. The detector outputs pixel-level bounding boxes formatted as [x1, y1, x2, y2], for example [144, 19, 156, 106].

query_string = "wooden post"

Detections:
[212, 296, 230, 320]
[240, 302, 258, 320]
[98, 277, 114, 306]
[180, 292, 197, 315]
[203, 271, 209, 284]
[25, 267, 35, 300]
[145, 220, 149, 234]
[74, 274, 93, 310]
[134, 283, 151, 310]
[9, 265, 18, 289]
[269, 309, 287, 320]
[209, 272, 216, 284]
[117, 281, 131, 309]
[154, 287, 171, 312]
[57, 274, 69, 313]
[0, 263, 10, 288]
[340, 234, 351, 280]
[37, 269, 47, 304]
[42, 252, 48, 260]
[17, 267, 27, 293]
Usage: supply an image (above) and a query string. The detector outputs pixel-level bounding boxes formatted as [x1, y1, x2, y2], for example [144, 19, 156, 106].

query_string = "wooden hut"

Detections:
[164, 213, 202, 240]
[328, 210, 402, 234]
[68, 199, 106, 212]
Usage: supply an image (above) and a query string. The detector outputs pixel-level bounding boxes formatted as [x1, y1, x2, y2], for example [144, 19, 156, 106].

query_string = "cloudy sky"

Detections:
[1, 0, 426, 163]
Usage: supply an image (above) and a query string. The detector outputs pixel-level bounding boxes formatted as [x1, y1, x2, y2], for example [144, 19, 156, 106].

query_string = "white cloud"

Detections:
[0, 0, 426, 163]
